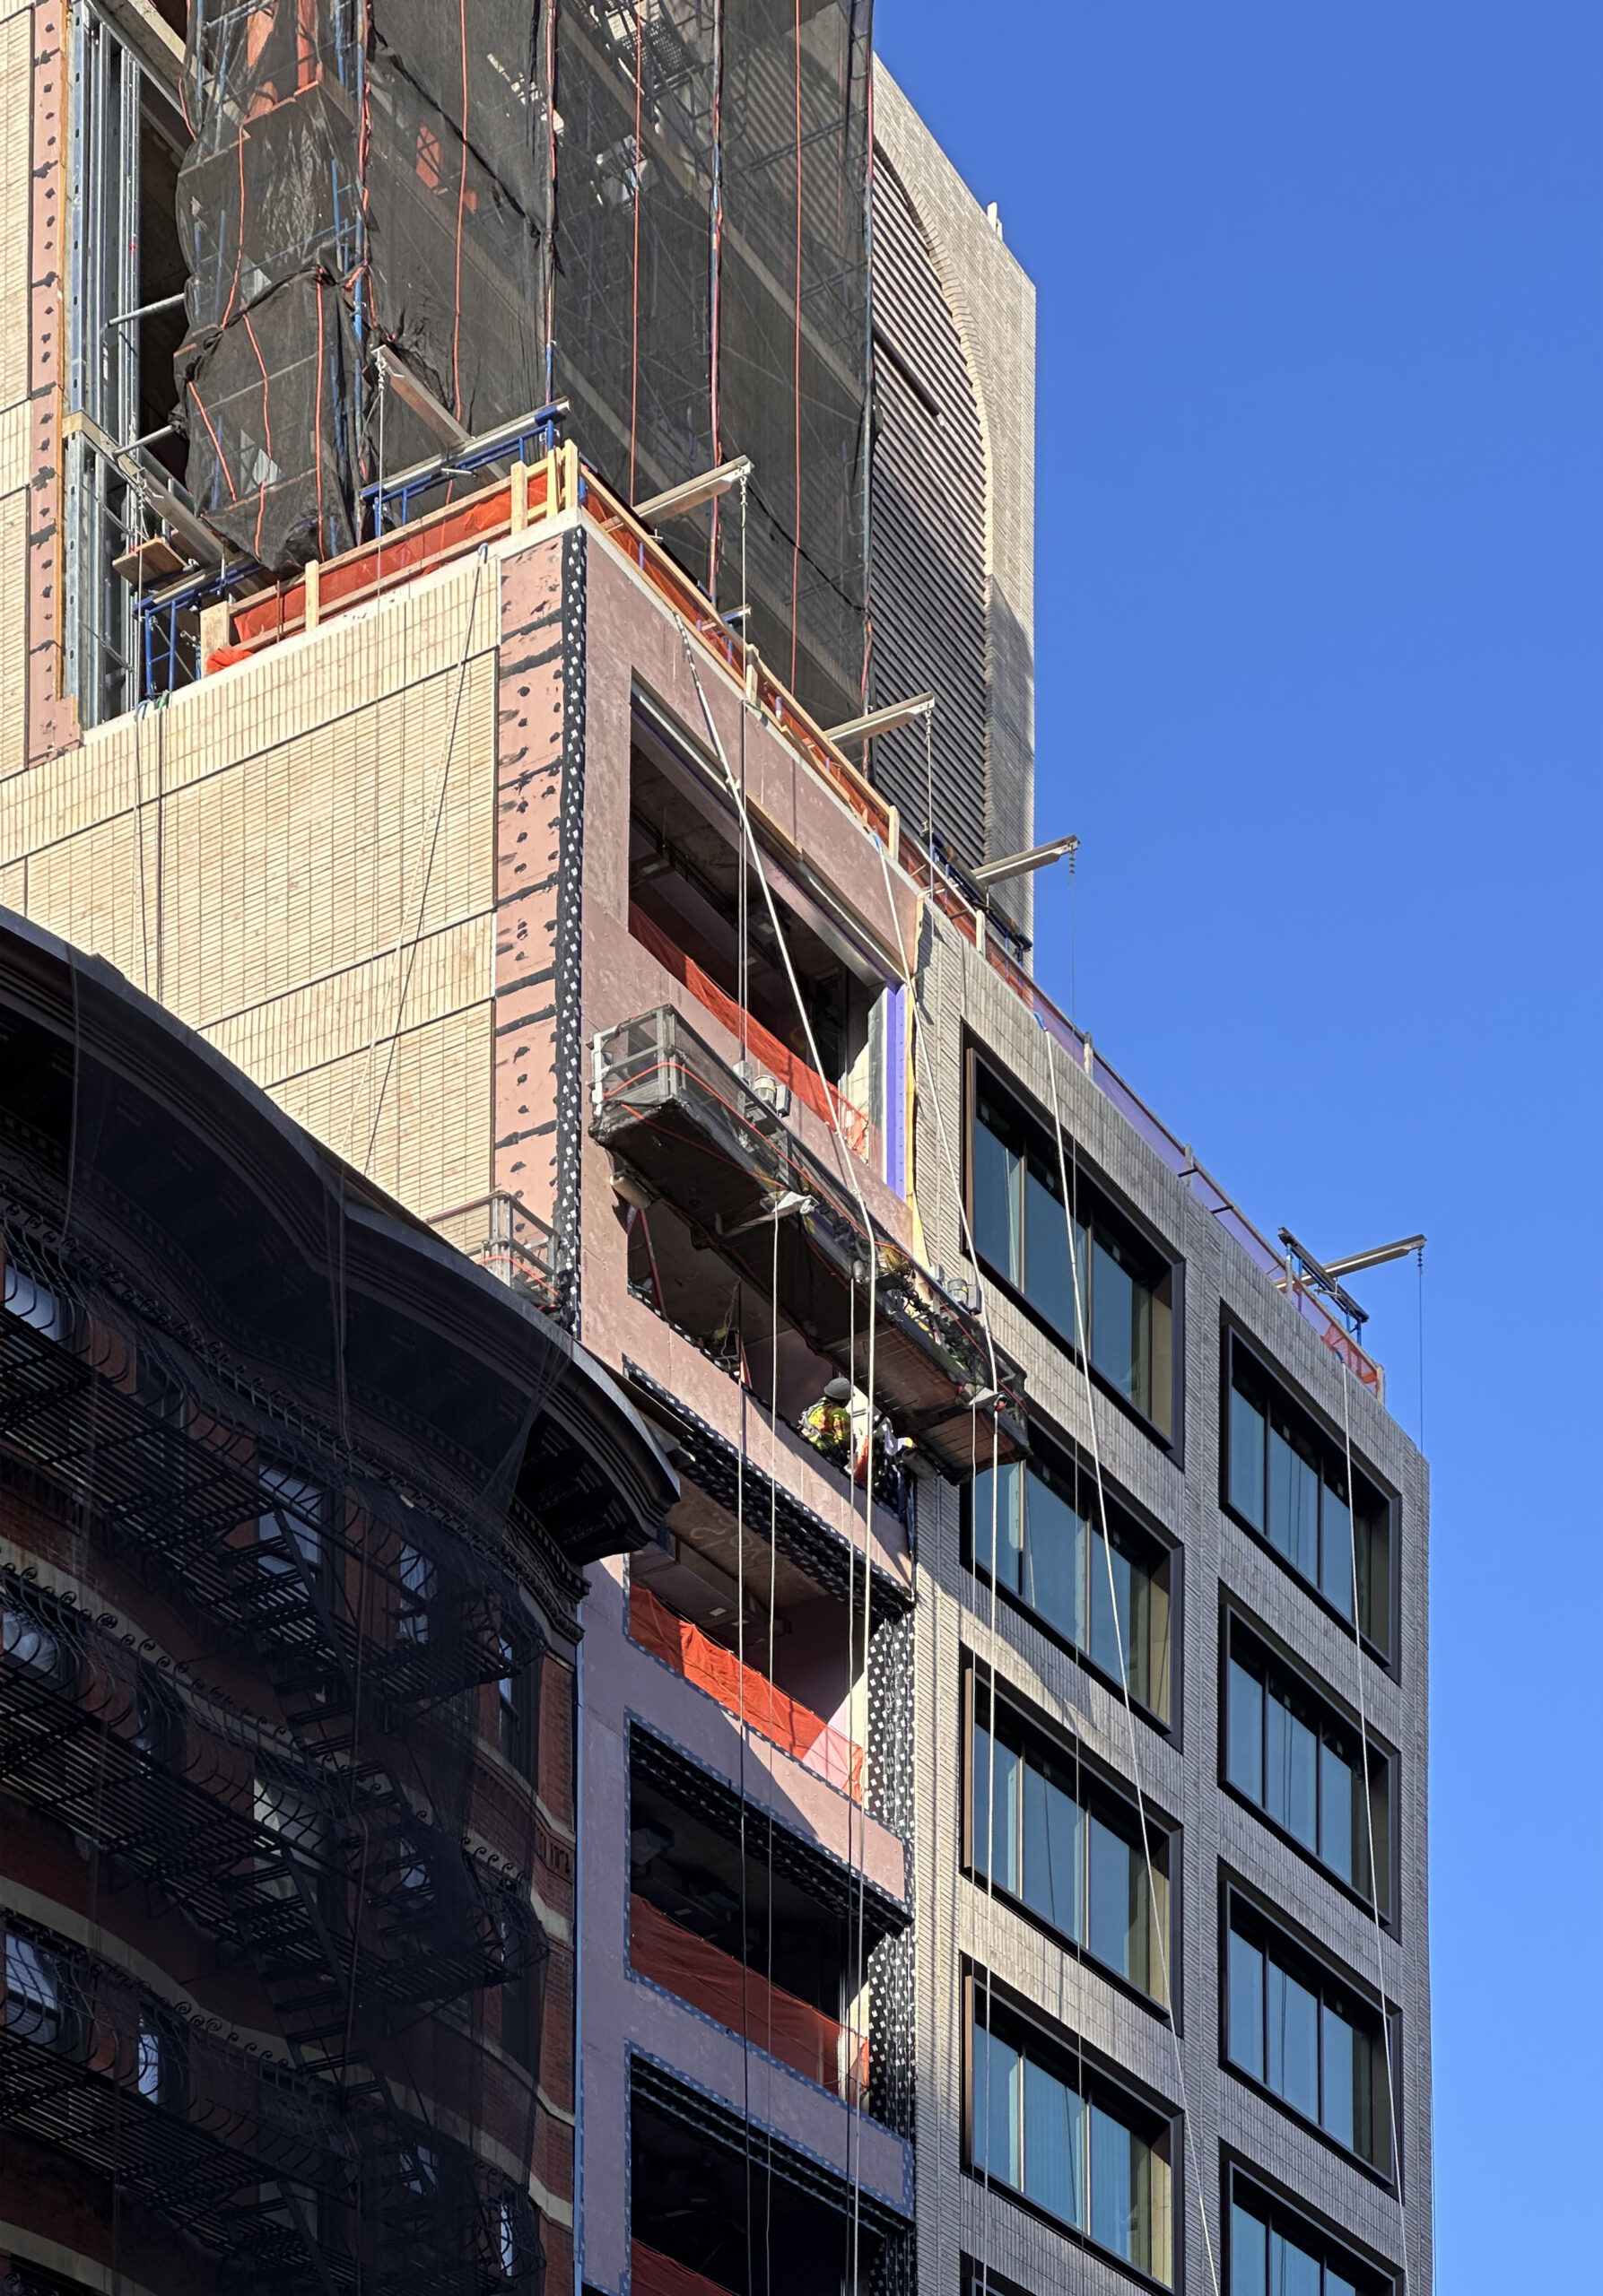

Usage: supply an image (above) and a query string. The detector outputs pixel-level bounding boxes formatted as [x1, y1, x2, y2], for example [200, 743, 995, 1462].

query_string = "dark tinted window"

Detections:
[972, 1075, 1175, 1437]
[1225, 1619, 1390, 1909]
[1226, 1343, 1390, 1648]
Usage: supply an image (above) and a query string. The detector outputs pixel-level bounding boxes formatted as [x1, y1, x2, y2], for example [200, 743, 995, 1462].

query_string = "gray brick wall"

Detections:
[910, 909, 1432, 2296]
[872, 68, 1037, 943]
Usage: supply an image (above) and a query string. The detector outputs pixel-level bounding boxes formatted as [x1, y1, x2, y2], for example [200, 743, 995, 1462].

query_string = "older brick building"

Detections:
[0, 909, 675, 2293]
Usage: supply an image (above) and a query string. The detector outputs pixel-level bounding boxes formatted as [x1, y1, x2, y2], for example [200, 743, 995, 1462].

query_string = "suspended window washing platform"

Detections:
[591, 1005, 1028, 1482]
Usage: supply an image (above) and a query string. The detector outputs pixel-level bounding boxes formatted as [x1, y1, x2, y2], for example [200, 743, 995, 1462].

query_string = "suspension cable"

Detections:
[866, 836, 1056, 2296]
[1041, 1031, 1222, 2296]
[678, 625, 884, 2270]
[736, 1345, 754, 2295]
[362, 549, 486, 1174]
[872, 798, 1216, 2292]
[764, 1209, 780, 2292]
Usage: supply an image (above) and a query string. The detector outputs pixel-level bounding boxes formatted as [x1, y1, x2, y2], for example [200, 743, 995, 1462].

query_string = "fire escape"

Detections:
[0, 1241, 547, 2294]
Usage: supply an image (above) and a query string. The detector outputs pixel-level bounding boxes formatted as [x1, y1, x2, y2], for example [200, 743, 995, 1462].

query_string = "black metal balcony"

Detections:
[591, 1007, 1028, 1479]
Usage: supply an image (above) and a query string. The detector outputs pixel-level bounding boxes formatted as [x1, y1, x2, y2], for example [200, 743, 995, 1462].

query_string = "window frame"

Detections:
[1220, 1606, 1395, 1924]
[964, 1048, 1183, 1455]
[3, 1264, 82, 1350]
[963, 1419, 1180, 1734]
[1220, 1885, 1398, 2183]
[496, 1639, 539, 1780]
[135, 2001, 186, 2110]
[961, 1659, 1179, 2016]
[963, 1967, 1178, 2289]
[3, 1929, 68, 2054]
[256, 1457, 334, 1596]
[1223, 2160, 1396, 2296]
[1220, 1321, 1398, 1666]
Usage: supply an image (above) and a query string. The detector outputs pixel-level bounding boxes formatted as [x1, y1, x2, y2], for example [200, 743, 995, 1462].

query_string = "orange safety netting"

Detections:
[630, 1893, 869, 2105]
[631, 2244, 736, 2296]
[629, 902, 875, 1163]
[628, 1582, 865, 1804]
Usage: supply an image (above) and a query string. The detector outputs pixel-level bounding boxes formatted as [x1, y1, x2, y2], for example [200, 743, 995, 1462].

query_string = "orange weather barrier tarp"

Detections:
[628, 1582, 866, 1805]
[629, 902, 875, 1162]
[630, 1893, 869, 2105]
[631, 2245, 736, 2296]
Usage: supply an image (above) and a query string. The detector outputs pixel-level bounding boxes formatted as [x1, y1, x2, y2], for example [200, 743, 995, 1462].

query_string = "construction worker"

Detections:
[797, 1375, 886, 1487]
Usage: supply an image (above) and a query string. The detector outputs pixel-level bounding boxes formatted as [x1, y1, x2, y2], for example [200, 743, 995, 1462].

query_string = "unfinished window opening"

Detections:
[630, 2085, 887, 2296]
[65, 5, 197, 726]
[628, 1751, 898, 2109]
[622, 1186, 849, 1412]
[629, 698, 897, 1179]
[628, 1460, 890, 1806]
[619, 1175, 916, 1512]
[596, 1005, 1026, 1483]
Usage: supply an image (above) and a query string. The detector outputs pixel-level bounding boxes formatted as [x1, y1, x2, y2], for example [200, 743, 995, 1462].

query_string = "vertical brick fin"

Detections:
[494, 533, 569, 1265]
[25, 0, 75, 767]
[551, 527, 588, 1324]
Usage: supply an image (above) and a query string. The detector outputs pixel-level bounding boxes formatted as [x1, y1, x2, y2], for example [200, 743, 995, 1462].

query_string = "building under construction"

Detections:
[2, 5, 1430, 2296]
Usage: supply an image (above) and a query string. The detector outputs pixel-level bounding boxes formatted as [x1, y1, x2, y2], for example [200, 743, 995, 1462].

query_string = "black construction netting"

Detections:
[550, 0, 871, 726]
[173, 0, 871, 725]
[0, 1013, 566, 2296]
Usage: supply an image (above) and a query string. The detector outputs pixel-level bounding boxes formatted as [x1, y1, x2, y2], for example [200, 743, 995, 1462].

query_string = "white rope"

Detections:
[764, 1211, 780, 2293]
[1041, 1029, 1222, 2296]
[1335, 1363, 1410, 2285]
[677, 628, 884, 2273]
[866, 837, 1052, 2296]
[734, 1346, 755, 2295]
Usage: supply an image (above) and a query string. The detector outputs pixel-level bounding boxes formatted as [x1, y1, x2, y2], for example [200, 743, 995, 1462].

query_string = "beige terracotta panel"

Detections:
[207, 911, 494, 1147]
[0, 397, 29, 496]
[2, 713, 142, 850]
[149, 649, 496, 1024]
[161, 554, 496, 793]
[21, 810, 148, 982]
[270, 1002, 494, 1219]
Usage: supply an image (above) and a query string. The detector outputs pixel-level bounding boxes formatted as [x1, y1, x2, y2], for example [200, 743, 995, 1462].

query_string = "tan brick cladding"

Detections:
[1, 556, 501, 1218]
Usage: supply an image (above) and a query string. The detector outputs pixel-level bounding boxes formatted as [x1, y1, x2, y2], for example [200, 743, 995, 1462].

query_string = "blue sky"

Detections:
[876, 4, 1602, 2286]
